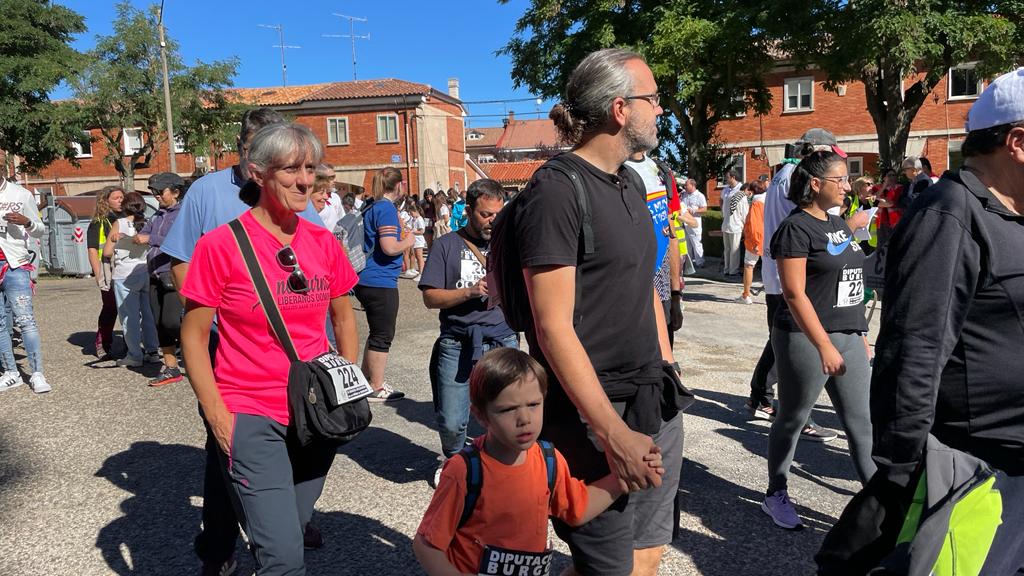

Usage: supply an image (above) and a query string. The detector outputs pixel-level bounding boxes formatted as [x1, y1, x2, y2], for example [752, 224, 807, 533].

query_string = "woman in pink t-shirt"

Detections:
[180, 122, 359, 575]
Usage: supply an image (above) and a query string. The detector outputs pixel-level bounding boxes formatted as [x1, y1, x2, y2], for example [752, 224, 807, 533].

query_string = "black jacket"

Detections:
[872, 167, 1024, 485]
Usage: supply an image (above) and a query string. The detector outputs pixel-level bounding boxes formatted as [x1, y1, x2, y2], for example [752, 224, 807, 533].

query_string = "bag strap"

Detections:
[538, 439, 557, 504]
[457, 443, 483, 529]
[540, 155, 593, 326]
[227, 218, 300, 363]
[456, 228, 487, 266]
[651, 157, 676, 204]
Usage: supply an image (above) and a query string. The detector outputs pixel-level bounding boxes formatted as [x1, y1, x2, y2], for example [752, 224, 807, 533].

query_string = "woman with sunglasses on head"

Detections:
[352, 167, 416, 402]
[180, 122, 360, 576]
[760, 150, 875, 531]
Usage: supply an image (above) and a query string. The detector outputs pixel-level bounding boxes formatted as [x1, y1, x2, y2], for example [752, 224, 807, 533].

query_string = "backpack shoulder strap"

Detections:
[538, 439, 557, 503]
[542, 156, 594, 255]
[457, 443, 483, 529]
[651, 157, 676, 203]
[456, 228, 487, 266]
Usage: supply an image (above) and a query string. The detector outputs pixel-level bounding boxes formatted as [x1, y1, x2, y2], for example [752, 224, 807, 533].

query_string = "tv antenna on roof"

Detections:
[323, 14, 369, 80]
[258, 24, 301, 87]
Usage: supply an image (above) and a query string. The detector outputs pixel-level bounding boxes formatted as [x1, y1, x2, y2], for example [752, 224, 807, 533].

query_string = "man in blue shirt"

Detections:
[162, 108, 324, 575]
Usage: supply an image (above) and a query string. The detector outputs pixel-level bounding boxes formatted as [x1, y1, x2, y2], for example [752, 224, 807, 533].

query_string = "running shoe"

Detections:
[0, 371, 22, 393]
[368, 382, 405, 402]
[800, 422, 838, 442]
[745, 400, 775, 421]
[115, 356, 143, 368]
[144, 351, 162, 364]
[762, 490, 804, 530]
[303, 523, 324, 550]
[737, 295, 754, 305]
[29, 372, 51, 394]
[149, 366, 183, 387]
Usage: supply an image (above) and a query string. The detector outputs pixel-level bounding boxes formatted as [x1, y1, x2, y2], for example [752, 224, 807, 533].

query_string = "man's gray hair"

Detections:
[550, 48, 643, 144]
[246, 123, 324, 173]
[239, 107, 286, 145]
[901, 156, 923, 171]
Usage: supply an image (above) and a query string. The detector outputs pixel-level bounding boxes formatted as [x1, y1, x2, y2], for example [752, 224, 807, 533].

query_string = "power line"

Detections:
[460, 96, 546, 105]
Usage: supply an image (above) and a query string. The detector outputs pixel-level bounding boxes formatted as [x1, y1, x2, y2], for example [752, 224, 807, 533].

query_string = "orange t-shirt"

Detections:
[743, 196, 766, 255]
[417, 437, 591, 574]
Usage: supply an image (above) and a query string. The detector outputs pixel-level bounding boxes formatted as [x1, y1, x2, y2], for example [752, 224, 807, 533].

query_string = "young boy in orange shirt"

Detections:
[414, 348, 664, 576]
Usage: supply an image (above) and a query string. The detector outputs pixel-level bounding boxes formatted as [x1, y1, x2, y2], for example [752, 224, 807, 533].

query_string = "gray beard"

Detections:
[625, 120, 658, 155]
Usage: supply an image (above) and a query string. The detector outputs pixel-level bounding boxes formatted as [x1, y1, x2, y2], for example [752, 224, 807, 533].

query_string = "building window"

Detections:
[377, 114, 399, 144]
[71, 132, 92, 158]
[784, 77, 814, 112]
[123, 128, 144, 155]
[948, 140, 964, 171]
[848, 156, 863, 177]
[327, 117, 349, 146]
[467, 132, 482, 141]
[717, 153, 746, 187]
[949, 64, 982, 99]
[173, 135, 186, 154]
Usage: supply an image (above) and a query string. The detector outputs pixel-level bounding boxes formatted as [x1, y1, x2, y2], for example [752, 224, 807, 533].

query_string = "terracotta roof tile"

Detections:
[465, 127, 504, 148]
[497, 118, 567, 151]
[228, 79, 444, 106]
[482, 160, 546, 184]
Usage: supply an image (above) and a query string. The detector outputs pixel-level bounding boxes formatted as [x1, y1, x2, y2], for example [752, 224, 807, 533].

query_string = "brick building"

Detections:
[711, 63, 989, 204]
[464, 112, 569, 190]
[15, 78, 468, 198]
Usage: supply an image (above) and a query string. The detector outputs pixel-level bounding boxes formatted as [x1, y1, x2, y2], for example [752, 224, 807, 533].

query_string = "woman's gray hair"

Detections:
[901, 156, 922, 171]
[240, 122, 324, 206]
[550, 48, 643, 144]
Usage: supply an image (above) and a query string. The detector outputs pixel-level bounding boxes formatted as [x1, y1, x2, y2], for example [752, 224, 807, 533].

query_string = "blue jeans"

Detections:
[113, 273, 159, 362]
[0, 265, 41, 374]
[432, 333, 519, 457]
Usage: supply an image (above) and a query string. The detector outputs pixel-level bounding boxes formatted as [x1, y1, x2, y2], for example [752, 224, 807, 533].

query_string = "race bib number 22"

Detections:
[478, 545, 551, 576]
[836, 268, 864, 308]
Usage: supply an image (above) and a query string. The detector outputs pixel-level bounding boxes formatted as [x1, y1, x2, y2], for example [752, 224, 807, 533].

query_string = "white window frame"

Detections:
[71, 131, 92, 158]
[783, 77, 814, 112]
[326, 117, 350, 146]
[376, 114, 400, 144]
[716, 153, 746, 187]
[477, 154, 496, 163]
[848, 156, 864, 177]
[173, 135, 186, 154]
[948, 63, 983, 100]
[123, 128, 144, 155]
[948, 139, 964, 171]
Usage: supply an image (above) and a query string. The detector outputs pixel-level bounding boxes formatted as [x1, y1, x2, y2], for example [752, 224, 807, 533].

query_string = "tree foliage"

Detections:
[782, 0, 1021, 171]
[0, 0, 88, 174]
[72, 1, 239, 190]
[498, 0, 777, 188]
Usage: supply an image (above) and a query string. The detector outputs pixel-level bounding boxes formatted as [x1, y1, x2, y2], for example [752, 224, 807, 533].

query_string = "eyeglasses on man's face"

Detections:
[276, 245, 309, 294]
[625, 93, 660, 107]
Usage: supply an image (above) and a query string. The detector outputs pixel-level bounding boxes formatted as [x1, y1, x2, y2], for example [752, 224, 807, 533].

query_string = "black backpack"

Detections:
[487, 154, 648, 332]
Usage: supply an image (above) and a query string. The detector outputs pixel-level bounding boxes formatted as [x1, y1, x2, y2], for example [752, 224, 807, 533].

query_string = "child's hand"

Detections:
[642, 449, 665, 477]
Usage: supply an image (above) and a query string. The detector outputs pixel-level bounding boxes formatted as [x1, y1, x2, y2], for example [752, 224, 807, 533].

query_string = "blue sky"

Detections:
[54, 0, 555, 129]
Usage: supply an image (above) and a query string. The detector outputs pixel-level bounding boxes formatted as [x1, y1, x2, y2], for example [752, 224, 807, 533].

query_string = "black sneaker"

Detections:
[149, 366, 183, 387]
[303, 523, 324, 550]
[745, 400, 776, 421]
[800, 422, 838, 442]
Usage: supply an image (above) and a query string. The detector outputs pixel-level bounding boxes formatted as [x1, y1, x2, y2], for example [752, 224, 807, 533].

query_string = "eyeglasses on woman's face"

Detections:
[276, 245, 309, 294]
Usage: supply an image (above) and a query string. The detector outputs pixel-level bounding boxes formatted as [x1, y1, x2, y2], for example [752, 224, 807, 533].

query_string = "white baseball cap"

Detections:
[966, 67, 1024, 132]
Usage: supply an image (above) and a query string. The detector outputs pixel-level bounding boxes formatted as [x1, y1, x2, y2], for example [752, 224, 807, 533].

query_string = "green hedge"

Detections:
[698, 208, 724, 260]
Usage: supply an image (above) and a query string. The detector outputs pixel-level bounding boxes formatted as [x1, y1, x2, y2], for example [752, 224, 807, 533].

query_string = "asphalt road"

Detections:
[0, 273, 880, 576]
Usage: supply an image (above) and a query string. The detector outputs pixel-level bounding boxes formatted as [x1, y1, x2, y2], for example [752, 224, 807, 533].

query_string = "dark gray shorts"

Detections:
[545, 406, 684, 576]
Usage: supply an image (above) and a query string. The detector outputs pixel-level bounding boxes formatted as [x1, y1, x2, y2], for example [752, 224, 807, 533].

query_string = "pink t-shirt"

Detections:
[182, 211, 358, 425]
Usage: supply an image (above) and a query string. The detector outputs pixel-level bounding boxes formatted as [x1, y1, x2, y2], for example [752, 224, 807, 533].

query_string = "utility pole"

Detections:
[258, 24, 301, 87]
[323, 14, 369, 80]
[157, 0, 176, 172]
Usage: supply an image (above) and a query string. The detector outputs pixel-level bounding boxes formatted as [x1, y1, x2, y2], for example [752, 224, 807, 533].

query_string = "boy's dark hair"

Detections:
[469, 348, 548, 414]
[788, 150, 845, 207]
[466, 178, 507, 211]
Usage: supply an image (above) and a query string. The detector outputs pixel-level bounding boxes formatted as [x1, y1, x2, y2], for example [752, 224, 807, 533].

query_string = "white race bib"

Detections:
[836, 268, 864, 308]
[478, 545, 551, 576]
[312, 353, 373, 405]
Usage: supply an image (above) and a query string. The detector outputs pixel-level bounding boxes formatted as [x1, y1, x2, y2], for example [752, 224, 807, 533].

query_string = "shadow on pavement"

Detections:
[339, 425, 438, 485]
[304, 510, 415, 574]
[674, 459, 833, 576]
[0, 430, 25, 525]
[67, 331, 95, 355]
[392, 398, 486, 446]
[95, 441, 206, 576]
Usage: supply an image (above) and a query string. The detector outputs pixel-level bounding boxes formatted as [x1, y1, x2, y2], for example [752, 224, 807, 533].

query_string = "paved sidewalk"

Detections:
[0, 276, 877, 575]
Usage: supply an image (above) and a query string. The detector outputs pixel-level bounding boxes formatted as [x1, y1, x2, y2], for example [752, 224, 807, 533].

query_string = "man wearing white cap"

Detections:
[818, 68, 1024, 574]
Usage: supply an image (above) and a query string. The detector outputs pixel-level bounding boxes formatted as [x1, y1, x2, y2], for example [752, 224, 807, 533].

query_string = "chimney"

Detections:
[503, 110, 515, 128]
[447, 78, 460, 100]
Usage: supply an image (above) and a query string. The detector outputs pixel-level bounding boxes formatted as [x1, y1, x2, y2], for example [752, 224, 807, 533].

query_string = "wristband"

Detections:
[671, 290, 682, 297]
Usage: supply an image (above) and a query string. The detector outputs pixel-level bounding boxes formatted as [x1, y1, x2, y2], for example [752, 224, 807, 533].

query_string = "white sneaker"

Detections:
[401, 269, 419, 279]
[737, 295, 754, 305]
[0, 371, 22, 393]
[29, 372, 51, 394]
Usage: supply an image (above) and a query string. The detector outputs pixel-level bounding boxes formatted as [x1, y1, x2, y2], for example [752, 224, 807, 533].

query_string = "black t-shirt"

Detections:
[86, 211, 124, 251]
[770, 209, 867, 333]
[514, 153, 660, 405]
[418, 230, 513, 336]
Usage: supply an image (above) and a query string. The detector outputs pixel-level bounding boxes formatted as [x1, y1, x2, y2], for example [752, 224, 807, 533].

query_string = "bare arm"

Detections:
[329, 295, 359, 362]
[378, 232, 416, 256]
[88, 247, 102, 278]
[412, 534, 473, 576]
[524, 265, 660, 491]
[181, 301, 234, 453]
[102, 220, 119, 259]
[171, 259, 189, 305]
[422, 282, 487, 310]
[653, 287, 673, 363]
[778, 256, 846, 375]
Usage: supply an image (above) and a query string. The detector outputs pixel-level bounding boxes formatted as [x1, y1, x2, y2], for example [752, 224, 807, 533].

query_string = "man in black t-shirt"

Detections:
[512, 48, 685, 576]
[419, 179, 517, 487]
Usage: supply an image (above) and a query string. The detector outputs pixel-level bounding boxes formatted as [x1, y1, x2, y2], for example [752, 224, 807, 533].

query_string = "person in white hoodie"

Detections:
[0, 173, 49, 393]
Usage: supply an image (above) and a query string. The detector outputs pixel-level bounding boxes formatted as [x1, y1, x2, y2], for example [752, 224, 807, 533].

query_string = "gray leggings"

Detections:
[767, 330, 875, 494]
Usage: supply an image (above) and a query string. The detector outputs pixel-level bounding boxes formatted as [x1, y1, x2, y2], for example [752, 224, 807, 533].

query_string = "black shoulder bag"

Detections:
[228, 219, 373, 446]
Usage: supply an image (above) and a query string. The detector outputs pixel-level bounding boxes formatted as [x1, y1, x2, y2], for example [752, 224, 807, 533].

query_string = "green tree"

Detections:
[498, 0, 776, 189]
[0, 0, 88, 175]
[72, 1, 239, 190]
[782, 0, 1021, 172]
